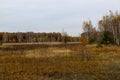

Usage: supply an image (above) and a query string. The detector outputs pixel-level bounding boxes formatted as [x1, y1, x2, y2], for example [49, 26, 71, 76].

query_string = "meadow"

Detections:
[0, 43, 120, 80]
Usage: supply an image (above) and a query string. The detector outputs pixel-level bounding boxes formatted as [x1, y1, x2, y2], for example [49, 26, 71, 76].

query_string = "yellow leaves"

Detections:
[83, 21, 91, 32]
[80, 37, 88, 46]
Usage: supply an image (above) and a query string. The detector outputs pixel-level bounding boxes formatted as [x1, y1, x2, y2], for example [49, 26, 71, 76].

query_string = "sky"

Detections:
[0, 0, 120, 36]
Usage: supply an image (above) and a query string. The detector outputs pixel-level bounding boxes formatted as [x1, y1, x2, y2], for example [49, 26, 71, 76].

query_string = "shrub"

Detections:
[101, 31, 113, 44]
[0, 41, 2, 45]
[88, 37, 95, 44]
[96, 43, 103, 48]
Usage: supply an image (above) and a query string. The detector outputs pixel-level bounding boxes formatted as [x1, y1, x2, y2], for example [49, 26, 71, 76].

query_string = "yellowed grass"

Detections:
[25, 48, 72, 58]
[0, 44, 120, 80]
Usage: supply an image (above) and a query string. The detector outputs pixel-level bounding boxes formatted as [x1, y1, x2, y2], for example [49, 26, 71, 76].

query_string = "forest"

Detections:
[81, 11, 120, 45]
[0, 32, 79, 43]
[0, 11, 120, 46]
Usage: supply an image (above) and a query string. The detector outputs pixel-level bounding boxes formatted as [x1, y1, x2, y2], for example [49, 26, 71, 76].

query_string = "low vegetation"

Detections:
[0, 41, 2, 45]
[0, 43, 120, 80]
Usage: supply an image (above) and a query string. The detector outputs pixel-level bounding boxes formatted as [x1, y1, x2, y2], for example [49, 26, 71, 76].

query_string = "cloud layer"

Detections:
[0, 0, 120, 36]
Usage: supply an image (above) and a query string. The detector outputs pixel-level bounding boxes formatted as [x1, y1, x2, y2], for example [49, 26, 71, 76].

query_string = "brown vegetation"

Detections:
[0, 32, 79, 43]
[0, 43, 120, 80]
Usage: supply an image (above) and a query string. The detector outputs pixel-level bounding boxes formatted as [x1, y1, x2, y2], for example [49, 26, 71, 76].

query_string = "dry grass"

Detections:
[25, 48, 72, 58]
[0, 44, 120, 80]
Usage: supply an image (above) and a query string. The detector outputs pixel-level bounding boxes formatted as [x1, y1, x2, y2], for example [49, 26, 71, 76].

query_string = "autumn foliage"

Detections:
[80, 37, 88, 46]
[81, 11, 120, 45]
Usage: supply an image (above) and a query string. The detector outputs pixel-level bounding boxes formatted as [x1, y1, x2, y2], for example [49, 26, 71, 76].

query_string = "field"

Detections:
[0, 43, 120, 80]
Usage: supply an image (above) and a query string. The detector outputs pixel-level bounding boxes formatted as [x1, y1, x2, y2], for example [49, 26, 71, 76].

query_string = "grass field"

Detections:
[0, 43, 120, 80]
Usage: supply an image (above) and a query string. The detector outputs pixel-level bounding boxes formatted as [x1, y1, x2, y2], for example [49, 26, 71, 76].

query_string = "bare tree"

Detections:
[62, 29, 68, 44]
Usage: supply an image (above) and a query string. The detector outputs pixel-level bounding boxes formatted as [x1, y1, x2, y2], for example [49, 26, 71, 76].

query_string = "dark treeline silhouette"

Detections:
[81, 11, 120, 45]
[0, 32, 79, 43]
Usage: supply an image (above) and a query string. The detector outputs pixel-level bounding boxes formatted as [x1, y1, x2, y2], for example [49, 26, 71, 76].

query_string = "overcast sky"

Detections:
[0, 0, 120, 36]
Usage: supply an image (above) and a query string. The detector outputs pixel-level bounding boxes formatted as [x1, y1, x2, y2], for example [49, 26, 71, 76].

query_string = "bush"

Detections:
[0, 41, 3, 45]
[101, 31, 113, 44]
[88, 38, 95, 44]
[96, 43, 103, 48]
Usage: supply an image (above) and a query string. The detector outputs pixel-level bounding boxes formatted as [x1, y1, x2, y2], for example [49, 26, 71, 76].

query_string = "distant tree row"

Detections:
[0, 32, 79, 43]
[81, 11, 120, 45]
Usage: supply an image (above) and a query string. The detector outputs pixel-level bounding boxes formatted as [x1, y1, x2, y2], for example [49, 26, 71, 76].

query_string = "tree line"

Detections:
[81, 11, 120, 45]
[0, 11, 119, 45]
[0, 32, 79, 43]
